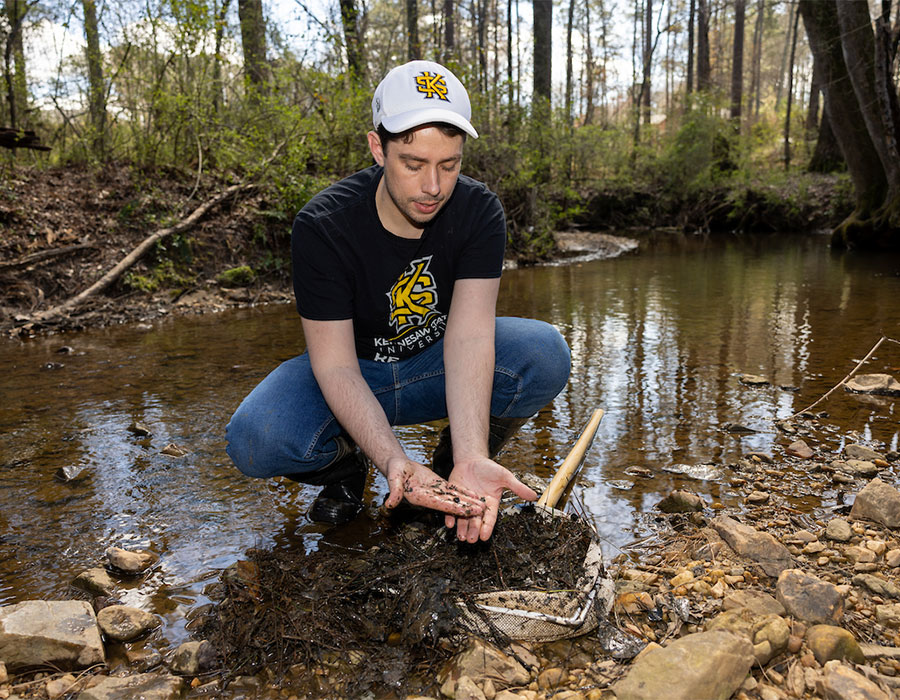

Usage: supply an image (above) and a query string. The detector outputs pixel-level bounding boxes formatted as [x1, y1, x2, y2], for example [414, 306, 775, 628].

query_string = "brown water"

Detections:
[1, 232, 899, 655]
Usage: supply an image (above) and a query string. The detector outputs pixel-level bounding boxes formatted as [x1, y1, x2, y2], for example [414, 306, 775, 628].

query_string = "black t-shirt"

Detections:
[292, 165, 506, 362]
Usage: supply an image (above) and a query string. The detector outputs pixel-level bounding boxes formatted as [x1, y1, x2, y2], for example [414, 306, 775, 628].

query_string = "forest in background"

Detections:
[1, 0, 899, 257]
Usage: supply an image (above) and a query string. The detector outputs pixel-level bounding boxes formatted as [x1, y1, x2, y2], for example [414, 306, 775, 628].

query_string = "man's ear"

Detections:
[367, 131, 385, 166]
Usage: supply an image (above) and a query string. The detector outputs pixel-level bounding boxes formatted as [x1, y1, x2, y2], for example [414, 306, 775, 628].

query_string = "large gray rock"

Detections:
[76, 673, 182, 700]
[711, 516, 794, 577]
[844, 374, 900, 396]
[844, 444, 886, 462]
[0, 600, 105, 671]
[820, 660, 892, 700]
[612, 630, 754, 700]
[850, 478, 900, 528]
[852, 574, 900, 599]
[776, 569, 844, 624]
[96, 605, 160, 642]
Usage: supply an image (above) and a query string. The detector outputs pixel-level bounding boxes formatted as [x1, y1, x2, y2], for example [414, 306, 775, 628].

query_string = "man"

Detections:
[226, 60, 570, 542]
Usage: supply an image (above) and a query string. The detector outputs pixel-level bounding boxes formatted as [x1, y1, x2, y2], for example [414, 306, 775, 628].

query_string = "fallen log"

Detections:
[0, 243, 96, 270]
[0, 127, 51, 151]
[26, 182, 255, 325]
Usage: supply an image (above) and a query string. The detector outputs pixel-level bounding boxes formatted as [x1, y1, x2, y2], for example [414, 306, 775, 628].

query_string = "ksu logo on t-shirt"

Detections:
[373, 256, 447, 362]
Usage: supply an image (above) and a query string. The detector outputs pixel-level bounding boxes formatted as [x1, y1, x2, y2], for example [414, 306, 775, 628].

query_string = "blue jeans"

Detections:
[226, 316, 570, 480]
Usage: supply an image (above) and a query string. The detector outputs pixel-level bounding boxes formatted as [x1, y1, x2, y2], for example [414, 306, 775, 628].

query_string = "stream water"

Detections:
[1, 231, 898, 659]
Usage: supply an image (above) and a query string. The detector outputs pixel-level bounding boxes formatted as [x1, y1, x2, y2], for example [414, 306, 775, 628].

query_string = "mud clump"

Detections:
[198, 506, 594, 696]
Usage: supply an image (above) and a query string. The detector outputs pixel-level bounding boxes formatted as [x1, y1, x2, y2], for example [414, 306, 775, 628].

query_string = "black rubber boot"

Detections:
[285, 440, 369, 525]
[430, 415, 531, 478]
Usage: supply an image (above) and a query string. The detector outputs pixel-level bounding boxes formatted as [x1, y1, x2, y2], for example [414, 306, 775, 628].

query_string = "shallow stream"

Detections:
[1, 231, 898, 657]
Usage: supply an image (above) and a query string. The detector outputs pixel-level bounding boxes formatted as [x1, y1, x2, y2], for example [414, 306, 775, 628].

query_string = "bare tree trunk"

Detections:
[565, 0, 575, 125]
[82, 0, 106, 155]
[800, 0, 893, 247]
[584, 0, 595, 124]
[339, 0, 364, 80]
[686, 0, 695, 95]
[533, 0, 552, 103]
[507, 0, 514, 112]
[806, 53, 822, 136]
[783, 2, 799, 169]
[476, 0, 487, 90]
[775, 0, 795, 112]
[443, 0, 455, 61]
[407, 0, 420, 59]
[238, 0, 268, 90]
[731, 0, 745, 122]
[212, 0, 230, 114]
[642, 0, 651, 124]
[808, 102, 844, 173]
[696, 0, 711, 91]
[836, 0, 900, 203]
[3, 0, 28, 129]
[749, 0, 765, 120]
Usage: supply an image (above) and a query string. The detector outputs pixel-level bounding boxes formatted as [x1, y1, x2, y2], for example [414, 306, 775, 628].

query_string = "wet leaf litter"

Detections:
[197, 505, 595, 696]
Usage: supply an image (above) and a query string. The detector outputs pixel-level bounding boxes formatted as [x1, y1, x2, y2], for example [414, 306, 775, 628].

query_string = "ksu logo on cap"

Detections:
[415, 71, 449, 101]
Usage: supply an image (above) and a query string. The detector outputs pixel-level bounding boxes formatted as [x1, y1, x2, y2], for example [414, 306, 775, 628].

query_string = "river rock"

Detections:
[832, 459, 881, 478]
[612, 630, 754, 700]
[46, 674, 78, 699]
[0, 660, 7, 683]
[806, 625, 865, 665]
[73, 568, 117, 596]
[723, 590, 785, 616]
[0, 600, 105, 671]
[845, 443, 886, 462]
[844, 374, 900, 396]
[825, 518, 853, 542]
[657, 490, 704, 513]
[820, 660, 892, 700]
[711, 516, 794, 577]
[55, 465, 89, 483]
[850, 478, 900, 528]
[454, 675, 487, 700]
[705, 609, 789, 665]
[170, 640, 217, 676]
[845, 546, 877, 564]
[786, 440, 814, 459]
[776, 569, 844, 624]
[96, 605, 160, 642]
[105, 547, 158, 575]
[441, 639, 530, 689]
[740, 374, 769, 386]
[887, 549, 900, 568]
[875, 604, 900, 628]
[852, 574, 900, 599]
[76, 673, 183, 700]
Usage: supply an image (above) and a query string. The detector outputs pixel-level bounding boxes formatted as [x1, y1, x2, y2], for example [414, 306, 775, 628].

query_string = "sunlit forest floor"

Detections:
[0, 163, 852, 337]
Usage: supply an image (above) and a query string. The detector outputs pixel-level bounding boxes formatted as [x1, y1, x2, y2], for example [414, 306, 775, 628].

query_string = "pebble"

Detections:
[747, 491, 769, 504]
[887, 550, 900, 568]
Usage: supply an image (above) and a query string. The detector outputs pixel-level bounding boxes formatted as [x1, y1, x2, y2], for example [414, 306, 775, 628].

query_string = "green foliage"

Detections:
[217, 265, 256, 286]
[124, 259, 195, 293]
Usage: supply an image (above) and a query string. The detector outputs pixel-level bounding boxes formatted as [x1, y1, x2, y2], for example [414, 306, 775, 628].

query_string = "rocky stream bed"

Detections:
[3, 393, 900, 700]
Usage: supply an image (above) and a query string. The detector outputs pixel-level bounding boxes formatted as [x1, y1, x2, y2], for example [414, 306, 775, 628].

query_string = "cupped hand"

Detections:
[443, 456, 538, 543]
[383, 456, 486, 518]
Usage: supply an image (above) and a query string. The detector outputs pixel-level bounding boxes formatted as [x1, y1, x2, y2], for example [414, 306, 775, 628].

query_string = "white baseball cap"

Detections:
[372, 60, 478, 139]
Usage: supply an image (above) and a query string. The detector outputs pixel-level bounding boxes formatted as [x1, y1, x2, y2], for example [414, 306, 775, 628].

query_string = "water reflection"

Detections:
[0, 233, 898, 647]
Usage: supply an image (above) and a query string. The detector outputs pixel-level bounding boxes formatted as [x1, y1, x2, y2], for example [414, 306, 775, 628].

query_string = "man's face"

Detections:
[368, 126, 464, 235]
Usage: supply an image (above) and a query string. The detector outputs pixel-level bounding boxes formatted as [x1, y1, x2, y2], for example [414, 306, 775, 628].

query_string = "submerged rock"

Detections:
[844, 374, 900, 396]
[850, 478, 900, 528]
[73, 568, 117, 596]
[739, 374, 770, 386]
[832, 459, 881, 478]
[0, 600, 105, 671]
[845, 443, 886, 462]
[711, 516, 794, 577]
[106, 547, 158, 575]
[786, 440, 814, 459]
[96, 605, 160, 642]
[612, 630, 754, 700]
[657, 490, 705, 513]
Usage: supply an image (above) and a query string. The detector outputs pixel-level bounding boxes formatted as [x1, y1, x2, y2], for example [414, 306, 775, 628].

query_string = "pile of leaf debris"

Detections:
[197, 505, 595, 696]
